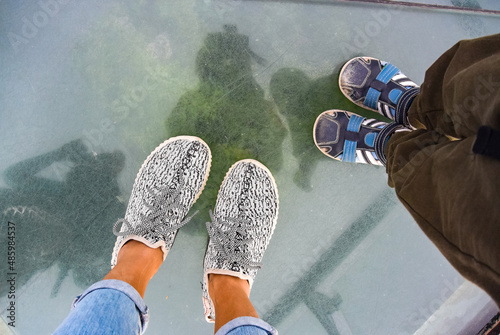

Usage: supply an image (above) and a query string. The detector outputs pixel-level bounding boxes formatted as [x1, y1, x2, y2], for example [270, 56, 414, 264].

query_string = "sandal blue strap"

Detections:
[342, 140, 357, 163]
[364, 63, 401, 110]
[342, 114, 365, 163]
[346, 113, 364, 132]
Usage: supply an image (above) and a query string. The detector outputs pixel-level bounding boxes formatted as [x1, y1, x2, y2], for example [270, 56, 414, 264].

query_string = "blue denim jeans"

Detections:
[52, 279, 277, 335]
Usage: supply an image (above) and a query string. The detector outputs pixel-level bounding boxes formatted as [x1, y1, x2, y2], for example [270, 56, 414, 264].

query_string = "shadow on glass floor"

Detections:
[0, 140, 126, 297]
[166, 24, 371, 211]
[166, 24, 287, 225]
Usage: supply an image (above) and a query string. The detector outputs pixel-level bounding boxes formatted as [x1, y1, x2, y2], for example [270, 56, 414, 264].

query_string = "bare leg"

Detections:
[103, 240, 163, 298]
[209, 274, 259, 334]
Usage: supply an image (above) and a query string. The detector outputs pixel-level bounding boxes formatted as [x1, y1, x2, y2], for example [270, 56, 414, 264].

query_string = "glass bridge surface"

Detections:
[1, 0, 499, 334]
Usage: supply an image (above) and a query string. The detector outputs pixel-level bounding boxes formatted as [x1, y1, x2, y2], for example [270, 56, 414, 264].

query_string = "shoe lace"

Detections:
[113, 177, 198, 238]
[205, 209, 262, 270]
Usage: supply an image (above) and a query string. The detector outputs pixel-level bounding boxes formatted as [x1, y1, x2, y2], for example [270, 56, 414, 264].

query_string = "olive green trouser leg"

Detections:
[385, 33, 500, 306]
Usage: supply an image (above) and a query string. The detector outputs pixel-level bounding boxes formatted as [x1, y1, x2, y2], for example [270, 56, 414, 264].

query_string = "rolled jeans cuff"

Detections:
[216, 316, 278, 335]
[72, 279, 149, 332]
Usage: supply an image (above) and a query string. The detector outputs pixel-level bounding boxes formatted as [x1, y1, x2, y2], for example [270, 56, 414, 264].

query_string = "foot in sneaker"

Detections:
[111, 136, 211, 268]
[339, 56, 420, 127]
[202, 159, 279, 323]
[313, 110, 408, 166]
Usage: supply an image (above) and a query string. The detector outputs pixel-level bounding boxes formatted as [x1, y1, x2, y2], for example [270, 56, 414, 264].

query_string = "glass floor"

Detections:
[1, 0, 499, 334]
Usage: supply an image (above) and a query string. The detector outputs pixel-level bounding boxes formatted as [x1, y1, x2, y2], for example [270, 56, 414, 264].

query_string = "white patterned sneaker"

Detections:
[202, 159, 279, 323]
[111, 136, 211, 268]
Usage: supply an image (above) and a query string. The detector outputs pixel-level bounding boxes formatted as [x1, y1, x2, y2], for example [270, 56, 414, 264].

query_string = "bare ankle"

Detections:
[103, 240, 163, 298]
[117, 240, 163, 263]
[208, 274, 250, 302]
